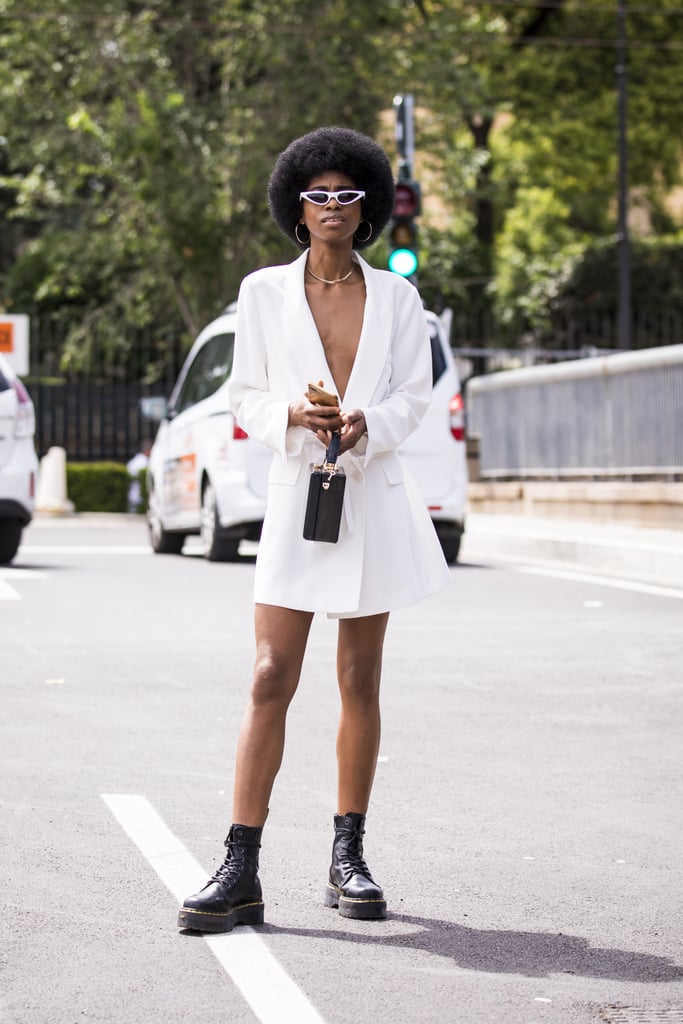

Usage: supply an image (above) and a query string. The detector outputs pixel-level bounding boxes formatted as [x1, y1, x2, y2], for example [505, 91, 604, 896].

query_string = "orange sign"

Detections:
[0, 322, 13, 353]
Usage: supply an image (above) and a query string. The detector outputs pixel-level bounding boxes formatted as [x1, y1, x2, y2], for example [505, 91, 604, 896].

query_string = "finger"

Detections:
[318, 416, 343, 432]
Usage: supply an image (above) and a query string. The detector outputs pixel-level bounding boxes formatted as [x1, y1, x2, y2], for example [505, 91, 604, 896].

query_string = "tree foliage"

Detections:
[400, 0, 683, 327]
[1, 0, 682, 362]
[0, 0, 404, 363]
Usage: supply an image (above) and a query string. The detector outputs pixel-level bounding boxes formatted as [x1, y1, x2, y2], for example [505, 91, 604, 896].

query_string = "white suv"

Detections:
[140, 306, 271, 561]
[0, 354, 39, 564]
[141, 304, 467, 563]
[406, 309, 467, 563]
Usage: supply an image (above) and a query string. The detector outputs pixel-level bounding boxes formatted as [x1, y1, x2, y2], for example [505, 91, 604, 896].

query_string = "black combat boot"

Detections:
[324, 813, 386, 920]
[177, 824, 264, 933]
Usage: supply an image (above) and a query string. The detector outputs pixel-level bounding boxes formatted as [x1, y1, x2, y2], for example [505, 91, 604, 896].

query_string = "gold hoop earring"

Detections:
[354, 221, 373, 243]
[295, 222, 310, 245]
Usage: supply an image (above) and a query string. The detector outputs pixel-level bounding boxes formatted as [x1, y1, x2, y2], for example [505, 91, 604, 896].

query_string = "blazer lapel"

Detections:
[282, 251, 331, 389]
[280, 251, 393, 411]
[341, 255, 393, 411]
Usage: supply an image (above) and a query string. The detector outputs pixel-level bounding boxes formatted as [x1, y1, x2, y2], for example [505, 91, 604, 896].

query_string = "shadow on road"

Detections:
[263, 913, 683, 983]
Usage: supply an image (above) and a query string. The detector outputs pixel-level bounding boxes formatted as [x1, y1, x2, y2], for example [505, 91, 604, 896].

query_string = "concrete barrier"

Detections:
[468, 480, 683, 530]
[35, 446, 75, 516]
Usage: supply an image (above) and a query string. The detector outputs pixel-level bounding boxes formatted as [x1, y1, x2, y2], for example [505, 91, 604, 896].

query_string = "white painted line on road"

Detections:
[0, 578, 20, 601]
[101, 794, 327, 1024]
[0, 567, 48, 601]
[514, 565, 683, 600]
[20, 545, 151, 555]
[1, 567, 48, 579]
[468, 516, 683, 554]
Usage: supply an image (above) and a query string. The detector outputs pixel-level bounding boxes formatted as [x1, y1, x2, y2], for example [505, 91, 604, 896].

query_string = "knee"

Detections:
[338, 661, 382, 705]
[250, 651, 298, 708]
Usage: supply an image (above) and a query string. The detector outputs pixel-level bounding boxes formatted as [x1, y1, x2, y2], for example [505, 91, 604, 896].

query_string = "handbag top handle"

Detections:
[325, 432, 341, 465]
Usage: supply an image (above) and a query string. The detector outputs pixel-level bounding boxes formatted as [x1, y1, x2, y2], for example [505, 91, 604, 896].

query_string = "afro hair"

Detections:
[267, 126, 395, 251]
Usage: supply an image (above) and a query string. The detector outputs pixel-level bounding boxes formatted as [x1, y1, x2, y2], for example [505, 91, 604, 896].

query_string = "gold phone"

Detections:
[306, 382, 339, 407]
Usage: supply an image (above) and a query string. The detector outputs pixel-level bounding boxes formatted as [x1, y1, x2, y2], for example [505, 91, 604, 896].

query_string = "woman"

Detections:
[178, 126, 450, 933]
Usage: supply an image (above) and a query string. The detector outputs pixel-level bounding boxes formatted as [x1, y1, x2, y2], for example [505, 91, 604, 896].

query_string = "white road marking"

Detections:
[101, 794, 327, 1024]
[468, 516, 683, 554]
[514, 565, 683, 600]
[0, 578, 20, 600]
[1, 567, 48, 579]
[0, 567, 47, 600]
[20, 545, 152, 555]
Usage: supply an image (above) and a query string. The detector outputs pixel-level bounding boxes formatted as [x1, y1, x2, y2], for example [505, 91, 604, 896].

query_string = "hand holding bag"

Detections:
[303, 432, 346, 543]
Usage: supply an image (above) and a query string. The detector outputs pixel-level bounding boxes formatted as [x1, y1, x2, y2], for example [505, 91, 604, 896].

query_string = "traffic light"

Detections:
[388, 180, 420, 278]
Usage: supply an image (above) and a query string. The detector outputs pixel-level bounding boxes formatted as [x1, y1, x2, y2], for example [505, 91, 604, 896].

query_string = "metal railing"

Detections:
[26, 319, 188, 461]
[22, 308, 683, 464]
[467, 344, 683, 479]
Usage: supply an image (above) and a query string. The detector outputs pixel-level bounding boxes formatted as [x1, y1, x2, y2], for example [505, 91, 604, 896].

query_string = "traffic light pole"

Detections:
[394, 93, 415, 181]
[390, 94, 420, 282]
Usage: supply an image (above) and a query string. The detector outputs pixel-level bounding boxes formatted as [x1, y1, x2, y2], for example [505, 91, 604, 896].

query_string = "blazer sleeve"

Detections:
[362, 279, 432, 462]
[227, 273, 306, 459]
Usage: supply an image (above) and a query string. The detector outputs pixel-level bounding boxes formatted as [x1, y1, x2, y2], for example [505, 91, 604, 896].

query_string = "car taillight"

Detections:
[233, 422, 249, 440]
[449, 392, 465, 442]
[12, 378, 35, 439]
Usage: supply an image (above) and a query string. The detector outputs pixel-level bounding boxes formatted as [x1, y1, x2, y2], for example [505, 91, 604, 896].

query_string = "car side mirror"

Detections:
[139, 396, 170, 422]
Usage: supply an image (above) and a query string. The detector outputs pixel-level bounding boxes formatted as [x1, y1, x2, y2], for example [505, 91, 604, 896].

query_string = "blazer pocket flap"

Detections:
[379, 452, 404, 485]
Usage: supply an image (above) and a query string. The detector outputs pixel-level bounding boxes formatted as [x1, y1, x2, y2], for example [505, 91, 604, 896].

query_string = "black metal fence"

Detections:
[449, 308, 683, 353]
[25, 308, 683, 463]
[27, 318, 189, 462]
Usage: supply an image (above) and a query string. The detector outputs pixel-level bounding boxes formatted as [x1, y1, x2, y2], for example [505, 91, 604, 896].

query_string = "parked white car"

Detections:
[141, 303, 467, 563]
[0, 354, 39, 564]
[405, 309, 468, 563]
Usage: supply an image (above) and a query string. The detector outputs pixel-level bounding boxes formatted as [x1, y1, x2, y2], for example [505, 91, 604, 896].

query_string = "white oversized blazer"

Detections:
[227, 250, 450, 618]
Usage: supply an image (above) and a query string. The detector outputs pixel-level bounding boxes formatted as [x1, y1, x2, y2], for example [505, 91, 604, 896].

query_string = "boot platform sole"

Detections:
[324, 883, 386, 920]
[177, 899, 264, 933]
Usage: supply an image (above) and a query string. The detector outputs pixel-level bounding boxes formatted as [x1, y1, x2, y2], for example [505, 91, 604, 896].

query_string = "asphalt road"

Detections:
[2, 515, 682, 1024]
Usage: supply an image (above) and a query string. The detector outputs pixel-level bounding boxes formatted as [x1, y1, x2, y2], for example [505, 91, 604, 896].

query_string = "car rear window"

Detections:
[429, 323, 447, 386]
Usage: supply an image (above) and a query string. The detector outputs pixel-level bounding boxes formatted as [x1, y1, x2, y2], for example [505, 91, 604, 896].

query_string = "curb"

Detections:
[461, 513, 683, 590]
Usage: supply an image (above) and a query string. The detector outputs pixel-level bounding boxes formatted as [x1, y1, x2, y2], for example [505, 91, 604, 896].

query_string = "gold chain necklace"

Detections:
[306, 262, 355, 285]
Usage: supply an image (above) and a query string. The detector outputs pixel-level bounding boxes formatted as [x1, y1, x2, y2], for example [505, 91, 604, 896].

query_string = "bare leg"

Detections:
[232, 603, 314, 826]
[335, 612, 389, 814]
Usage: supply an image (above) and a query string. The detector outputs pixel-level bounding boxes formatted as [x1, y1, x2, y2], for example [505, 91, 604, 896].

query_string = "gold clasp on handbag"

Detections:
[322, 462, 338, 489]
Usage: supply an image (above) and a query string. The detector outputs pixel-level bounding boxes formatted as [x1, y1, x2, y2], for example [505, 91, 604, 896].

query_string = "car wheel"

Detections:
[434, 523, 462, 566]
[147, 482, 185, 555]
[439, 536, 461, 565]
[200, 481, 240, 562]
[0, 520, 23, 565]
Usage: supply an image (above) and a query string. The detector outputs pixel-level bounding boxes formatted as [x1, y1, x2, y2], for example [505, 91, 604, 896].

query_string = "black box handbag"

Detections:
[303, 433, 346, 543]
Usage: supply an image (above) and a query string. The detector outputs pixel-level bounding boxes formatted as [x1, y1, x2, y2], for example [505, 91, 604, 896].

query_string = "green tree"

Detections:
[398, 0, 683, 322]
[2, 0, 683, 359]
[0, 0, 231, 354]
[0, 0, 403, 369]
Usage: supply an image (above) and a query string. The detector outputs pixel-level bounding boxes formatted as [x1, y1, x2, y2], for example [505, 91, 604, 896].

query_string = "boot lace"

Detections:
[338, 833, 372, 881]
[210, 840, 246, 888]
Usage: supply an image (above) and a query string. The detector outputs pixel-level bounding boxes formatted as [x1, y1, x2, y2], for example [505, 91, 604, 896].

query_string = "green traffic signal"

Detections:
[387, 179, 420, 277]
[387, 247, 419, 277]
